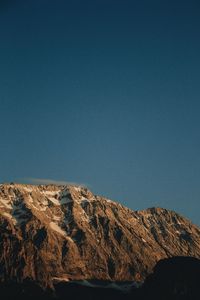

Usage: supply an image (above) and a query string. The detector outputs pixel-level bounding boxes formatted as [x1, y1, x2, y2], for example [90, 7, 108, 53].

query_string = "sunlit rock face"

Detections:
[0, 183, 200, 287]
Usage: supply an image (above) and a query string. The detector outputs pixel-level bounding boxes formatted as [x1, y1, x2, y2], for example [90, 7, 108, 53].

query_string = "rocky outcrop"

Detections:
[0, 183, 200, 287]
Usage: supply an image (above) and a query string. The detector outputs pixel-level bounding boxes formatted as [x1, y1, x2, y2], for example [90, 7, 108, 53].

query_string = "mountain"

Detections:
[0, 183, 200, 288]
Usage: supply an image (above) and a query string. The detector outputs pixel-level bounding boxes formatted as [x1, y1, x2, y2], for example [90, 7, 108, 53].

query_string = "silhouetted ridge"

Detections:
[141, 256, 200, 300]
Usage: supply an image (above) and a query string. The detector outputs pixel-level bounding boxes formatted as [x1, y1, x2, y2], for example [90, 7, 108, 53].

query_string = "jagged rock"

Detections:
[0, 183, 200, 287]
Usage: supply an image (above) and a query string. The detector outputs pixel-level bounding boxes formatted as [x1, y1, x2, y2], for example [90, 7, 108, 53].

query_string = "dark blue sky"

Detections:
[0, 0, 200, 224]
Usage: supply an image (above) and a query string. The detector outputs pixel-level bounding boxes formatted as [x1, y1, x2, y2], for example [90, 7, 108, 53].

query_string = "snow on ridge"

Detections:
[53, 216, 61, 221]
[2, 212, 17, 225]
[60, 280, 137, 292]
[2, 210, 29, 225]
[48, 197, 60, 206]
[49, 222, 74, 243]
[43, 191, 60, 196]
[49, 222, 66, 237]
[0, 198, 12, 209]
[52, 276, 69, 282]
[74, 186, 81, 192]
[22, 187, 33, 192]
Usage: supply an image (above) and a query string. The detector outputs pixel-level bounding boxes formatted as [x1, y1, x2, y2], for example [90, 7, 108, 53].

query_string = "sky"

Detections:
[0, 0, 200, 225]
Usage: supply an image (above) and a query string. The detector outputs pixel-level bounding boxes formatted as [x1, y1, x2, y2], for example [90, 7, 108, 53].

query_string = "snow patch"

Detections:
[66, 280, 137, 292]
[52, 276, 69, 282]
[2, 212, 17, 225]
[66, 236, 74, 243]
[49, 222, 66, 237]
[2, 212, 12, 219]
[48, 197, 60, 206]
[74, 186, 81, 192]
[53, 216, 61, 221]
[0, 198, 12, 209]
[2, 211, 28, 225]
[23, 187, 33, 192]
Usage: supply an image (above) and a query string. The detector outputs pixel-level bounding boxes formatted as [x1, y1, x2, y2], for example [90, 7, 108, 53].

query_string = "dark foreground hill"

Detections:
[0, 257, 199, 300]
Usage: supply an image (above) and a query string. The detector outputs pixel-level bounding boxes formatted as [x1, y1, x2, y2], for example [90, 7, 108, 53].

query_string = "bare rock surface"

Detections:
[0, 183, 200, 287]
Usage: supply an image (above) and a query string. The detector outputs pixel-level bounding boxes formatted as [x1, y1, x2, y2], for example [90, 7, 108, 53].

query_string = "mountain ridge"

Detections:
[0, 183, 200, 288]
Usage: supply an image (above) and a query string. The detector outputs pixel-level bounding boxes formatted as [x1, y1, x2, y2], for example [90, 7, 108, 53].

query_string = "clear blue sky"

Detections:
[0, 0, 200, 225]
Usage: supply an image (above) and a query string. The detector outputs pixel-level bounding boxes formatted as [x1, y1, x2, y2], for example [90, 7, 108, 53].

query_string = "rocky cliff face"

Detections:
[0, 183, 200, 287]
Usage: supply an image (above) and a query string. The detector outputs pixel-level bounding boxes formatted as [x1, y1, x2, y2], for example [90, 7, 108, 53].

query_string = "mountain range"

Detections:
[0, 182, 200, 292]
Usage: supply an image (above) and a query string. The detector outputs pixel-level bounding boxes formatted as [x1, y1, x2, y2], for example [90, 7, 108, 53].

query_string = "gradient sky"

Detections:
[0, 0, 200, 225]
